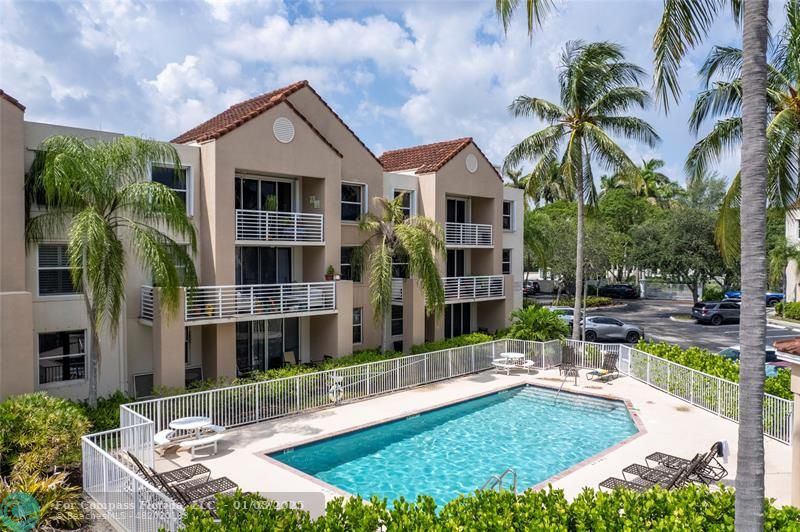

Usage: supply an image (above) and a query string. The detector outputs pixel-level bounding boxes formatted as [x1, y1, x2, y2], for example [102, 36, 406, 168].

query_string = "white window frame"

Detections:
[37, 243, 81, 298]
[353, 307, 363, 344]
[502, 249, 512, 275]
[151, 162, 193, 216]
[341, 181, 367, 223]
[393, 188, 416, 219]
[502, 200, 514, 232]
[37, 329, 86, 386]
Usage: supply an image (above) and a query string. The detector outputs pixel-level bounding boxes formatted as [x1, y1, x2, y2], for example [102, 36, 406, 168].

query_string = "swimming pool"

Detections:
[270, 385, 638, 507]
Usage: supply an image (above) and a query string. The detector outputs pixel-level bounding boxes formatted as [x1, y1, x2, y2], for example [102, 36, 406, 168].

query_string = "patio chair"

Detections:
[599, 454, 704, 493]
[586, 352, 619, 382]
[645, 441, 728, 483]
[126, 451, 237, 504]
[559, 345, 579, 377]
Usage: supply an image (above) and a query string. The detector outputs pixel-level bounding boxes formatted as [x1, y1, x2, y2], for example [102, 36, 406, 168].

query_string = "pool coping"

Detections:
[255, 374, 647, 501]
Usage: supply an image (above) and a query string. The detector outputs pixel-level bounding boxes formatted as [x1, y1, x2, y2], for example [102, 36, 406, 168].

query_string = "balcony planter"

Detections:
[325, 265, 336, 281]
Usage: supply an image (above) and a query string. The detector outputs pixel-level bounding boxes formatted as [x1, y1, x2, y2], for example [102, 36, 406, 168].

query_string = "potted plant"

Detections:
[325, 265, 336, 281]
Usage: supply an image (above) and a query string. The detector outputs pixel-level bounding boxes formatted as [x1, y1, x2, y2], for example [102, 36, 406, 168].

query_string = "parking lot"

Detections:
[534, 298, 800, 352]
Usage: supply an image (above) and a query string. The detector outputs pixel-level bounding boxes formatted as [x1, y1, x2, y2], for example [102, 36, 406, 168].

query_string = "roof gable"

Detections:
[171, 80, 308, 144]
[379, 138, 502, 181]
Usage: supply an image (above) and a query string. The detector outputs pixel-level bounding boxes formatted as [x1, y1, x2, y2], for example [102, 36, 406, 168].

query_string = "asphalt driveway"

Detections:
[534, 297, 800, 352]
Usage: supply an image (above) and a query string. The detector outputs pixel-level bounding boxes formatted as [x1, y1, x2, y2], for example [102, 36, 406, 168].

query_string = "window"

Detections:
[392, 252, 409, 278]
[394, 189, 414, 219]
[38, 330, 85, 385]
[185, 367, 203, 387]
[152, 164, 191, 215]
[38, 244, 80, 296]
[185, 327, 192, 365]
[340, 247, 361, 282]
[391, 305, 403, 337]
[353, 308, 363, 344]
[502, 201, 514, 231]
[341, 183, 366, 221]
[502, 249, 511, 275]
[134, 373, 154, 399]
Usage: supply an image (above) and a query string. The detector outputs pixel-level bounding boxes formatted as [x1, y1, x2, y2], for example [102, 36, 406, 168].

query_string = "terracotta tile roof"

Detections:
[774, 337, 800, 355]
[171, 80, 310, 144]
[0, 90, 25, 112]
[379, 138, 473, 174]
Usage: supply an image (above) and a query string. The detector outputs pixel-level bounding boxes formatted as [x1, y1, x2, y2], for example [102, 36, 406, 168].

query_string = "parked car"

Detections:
[597, 284, 638, 299]
[548, 306, 576, 326]
[722, 289, 784, 306]
[717, 345, 790, 376]
[523, 281, 540, 297]
[692, 300, 740, 325]
[582, 316, 644, 343]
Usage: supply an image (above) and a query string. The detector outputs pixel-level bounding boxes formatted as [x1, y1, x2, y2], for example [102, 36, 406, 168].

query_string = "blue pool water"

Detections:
[270, 386, 637, 507]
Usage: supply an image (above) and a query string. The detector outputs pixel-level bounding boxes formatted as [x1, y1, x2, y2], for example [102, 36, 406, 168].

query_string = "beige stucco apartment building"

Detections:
[0, 82, 523, 401]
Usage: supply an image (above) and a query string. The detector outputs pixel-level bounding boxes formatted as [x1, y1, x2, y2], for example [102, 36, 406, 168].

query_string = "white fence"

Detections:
[184, 282, 335, 324]
[639, 280, 695, 301]
[443, 275, 504, 302]
[445, 222, 493, 247]
[235, 209, 324, 243]
[140, 286, 154, 321]
[83, 338, 793, 531]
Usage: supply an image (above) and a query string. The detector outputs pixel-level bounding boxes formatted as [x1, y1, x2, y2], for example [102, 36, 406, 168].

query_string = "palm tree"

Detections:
[496, 1, 771, 526]
[614, 158, 684, 206]
[357, 194, 445, 348]
[527, 160, 577, 204]
[504, 41, 659, 341]
[768, 236, 800, 294]
[504, 168, 533, 211]
[26, 136, 198, 407]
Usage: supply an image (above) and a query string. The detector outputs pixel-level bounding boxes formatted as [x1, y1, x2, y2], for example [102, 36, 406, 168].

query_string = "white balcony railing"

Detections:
[236, 209, 324, 244]
[141, 285, 154, 321]
[445, 222, 492, 247]
[184, 282, 335, 324]
[392, 278, 403, 304]
[443, 275, 504, 302]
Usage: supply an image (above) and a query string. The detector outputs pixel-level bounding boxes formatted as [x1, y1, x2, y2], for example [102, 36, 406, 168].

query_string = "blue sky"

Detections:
[0, 0, 787, 184]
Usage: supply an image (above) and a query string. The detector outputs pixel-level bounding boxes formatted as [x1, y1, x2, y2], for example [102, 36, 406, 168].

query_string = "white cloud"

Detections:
[0, 41, 88, 104]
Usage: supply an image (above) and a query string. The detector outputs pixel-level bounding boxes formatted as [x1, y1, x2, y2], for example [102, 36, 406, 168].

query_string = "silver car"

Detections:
[548, 306, 576, 326]
[583, 316, 644, 343]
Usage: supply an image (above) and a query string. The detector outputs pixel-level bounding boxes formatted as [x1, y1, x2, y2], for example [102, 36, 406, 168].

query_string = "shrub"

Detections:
[781, 301, 800, 321]
[556, 296, 613, 308]
[0, 466, 83, 529]
[79, 391, 134, 432]
[635, 341, 792, 400]
[179, 486, 800, 531]
[504, 305, 570, 341]
[702, 284, 724, 301]
[775, 301, 785, 317]
[0, 393, 90, 475]
[410, 333, 494, 355]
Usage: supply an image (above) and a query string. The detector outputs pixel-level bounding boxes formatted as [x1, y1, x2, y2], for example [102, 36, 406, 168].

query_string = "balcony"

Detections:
[236, 210, 324, 245]
[392, 278, 403, 304]
[445, 222, 492, 248]
[141, 282, 336, 326]
[185, 282, 336, 325]
[444, 276, 504, 303]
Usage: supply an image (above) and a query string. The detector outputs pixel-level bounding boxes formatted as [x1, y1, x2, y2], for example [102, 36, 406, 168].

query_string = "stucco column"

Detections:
[202, 323, 237, 380]
[0, 292, 34, 399]
[403, 278, 425, 353]
[790, 366, 800, 507]
[152, 289, 186, 390]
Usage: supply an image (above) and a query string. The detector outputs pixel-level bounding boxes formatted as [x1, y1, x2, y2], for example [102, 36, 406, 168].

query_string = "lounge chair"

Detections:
[599, 454, 703, 492]
[586, 352, 619, 382]
[126, 451, 237, 504]
[559, 345, 578, 376]
[646, 441, 728, 483]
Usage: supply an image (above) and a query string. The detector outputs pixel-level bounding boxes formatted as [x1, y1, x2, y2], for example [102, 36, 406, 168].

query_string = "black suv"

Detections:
[692, 300, 740, 325]
[598, 284, 638, 299]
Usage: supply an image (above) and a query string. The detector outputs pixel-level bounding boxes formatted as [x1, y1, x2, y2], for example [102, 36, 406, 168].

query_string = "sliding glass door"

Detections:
[235, 176, 293, 212]
[444, 303, 471, 339]
[236, 317, 299, 375]
[236, 247, 292, 285]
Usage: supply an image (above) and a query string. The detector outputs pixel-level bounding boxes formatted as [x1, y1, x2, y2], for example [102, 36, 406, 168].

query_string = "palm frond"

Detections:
[685, 117, 742, 181]
[503, 124, 566, 171]
[688, 80, 742, 133]
[592, 116, 660, 147]
[715, 171, 742, 265]
[508, 96, 565, 122]
[495, 0, 556, 37]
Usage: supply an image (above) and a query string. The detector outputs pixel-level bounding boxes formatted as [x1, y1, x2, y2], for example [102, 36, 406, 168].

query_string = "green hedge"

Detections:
[180, 486, 800, 531]
[410, 333, 493, 354]
[556, 296, 613, 308]
[635, 341, 792, 400]
[777, 301, 800, 321]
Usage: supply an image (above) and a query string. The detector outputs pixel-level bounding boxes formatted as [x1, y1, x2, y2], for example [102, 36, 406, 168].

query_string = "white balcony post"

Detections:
[307, 285, 311, 312]
[280, 286, 284, 313]
[250, 286, 254, 315]
[217, 289, 223, 317]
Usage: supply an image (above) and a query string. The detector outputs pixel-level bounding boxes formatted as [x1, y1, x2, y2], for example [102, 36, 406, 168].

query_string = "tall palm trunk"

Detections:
[573, 173, 585, 341]
[736, 0, 769, 529]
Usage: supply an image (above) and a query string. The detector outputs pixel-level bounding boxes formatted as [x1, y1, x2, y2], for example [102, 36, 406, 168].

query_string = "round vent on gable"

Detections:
[273, 117, 295, 143]
[465, 153, 478, 173]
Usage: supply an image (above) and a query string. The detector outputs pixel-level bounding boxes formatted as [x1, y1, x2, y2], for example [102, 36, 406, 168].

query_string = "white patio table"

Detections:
[169, 416, 211, 439]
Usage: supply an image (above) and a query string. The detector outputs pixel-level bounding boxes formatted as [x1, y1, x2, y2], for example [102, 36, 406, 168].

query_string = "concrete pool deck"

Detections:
[155, 368, 793, 507]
